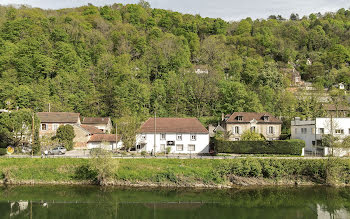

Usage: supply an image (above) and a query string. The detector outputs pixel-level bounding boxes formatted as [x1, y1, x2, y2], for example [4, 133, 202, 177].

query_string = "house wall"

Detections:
[87, 122, 112, 133]
[291, 118, 350, 152]
[72, 125, 91, 148]
[225, 123, 281, 141]
[135, 133, 210, 154]
[87, 141, 122, 150]
[291, 119, 316, 151]
[39, 123, 77, 136]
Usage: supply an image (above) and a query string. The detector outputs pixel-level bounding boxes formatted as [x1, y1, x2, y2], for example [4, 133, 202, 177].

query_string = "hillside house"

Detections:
[221, 112, 283, 141]
[37, 112, 80, 138]
[136, 118, 209, 154]
[82, 117, 112, 133]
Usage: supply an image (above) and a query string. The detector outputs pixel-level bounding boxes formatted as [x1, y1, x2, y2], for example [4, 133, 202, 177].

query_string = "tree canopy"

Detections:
[0, 4, 349, 129]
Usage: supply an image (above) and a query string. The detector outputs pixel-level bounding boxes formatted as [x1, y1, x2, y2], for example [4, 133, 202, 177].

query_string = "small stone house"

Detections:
[37, 112, 81, 138]
[87, 134, 122, 150]
[73, 124, 104, 148]
[221, 112, 283, 141]
[82, 117, 112, 133]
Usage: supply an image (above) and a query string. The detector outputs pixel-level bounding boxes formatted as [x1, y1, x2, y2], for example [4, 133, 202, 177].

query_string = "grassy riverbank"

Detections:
[0, 158, 350, 187]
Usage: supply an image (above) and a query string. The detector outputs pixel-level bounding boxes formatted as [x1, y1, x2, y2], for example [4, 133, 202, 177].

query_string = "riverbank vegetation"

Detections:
[0, 158, 349, 187]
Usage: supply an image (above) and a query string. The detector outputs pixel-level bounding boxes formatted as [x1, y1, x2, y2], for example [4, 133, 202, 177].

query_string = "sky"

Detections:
[0, 0, 349, 21]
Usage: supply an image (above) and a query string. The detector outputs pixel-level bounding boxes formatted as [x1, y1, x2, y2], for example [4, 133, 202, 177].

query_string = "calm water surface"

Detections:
[0, 186, 349, 219]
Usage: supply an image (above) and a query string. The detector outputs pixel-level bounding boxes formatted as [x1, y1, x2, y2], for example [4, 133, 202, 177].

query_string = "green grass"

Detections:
[0, 158, 349, 186]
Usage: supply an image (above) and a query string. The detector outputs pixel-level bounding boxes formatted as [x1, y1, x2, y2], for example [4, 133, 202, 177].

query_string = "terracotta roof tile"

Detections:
[140, 118, 208, 134]
[88, 134, 120, 142]
[82, 117, 110, 124]
[226, 112, 282, 124]
[37, 112, 80, 123]
[80, 125, 104, 134]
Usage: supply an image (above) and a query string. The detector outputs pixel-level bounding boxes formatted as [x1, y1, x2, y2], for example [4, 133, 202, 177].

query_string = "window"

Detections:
[237, 116, 243, 121]
[188, 144, 195, 152]
[235, 138, 240, 141]
[160, 144, 165, 152]
[53, 124, 59, 131]
[319, 128, 324, 134]
[136, 145, 142, 150]
[234, 126, 240, 134]
[41, 124, 47, 131]
[263, 116, 269, 122]
[160, 133, 166, 140]
[176, 144, 183, 151]
[176, 134, 182, 141]
[301, 128, 307, 134]
[250, 126, 256, 132]
[190, 134, 196, 141]
[141, 134, 146, 140]
[335, 129, 344, 134]
[312, 141, 316, 146]
[268, 126, 274, 134]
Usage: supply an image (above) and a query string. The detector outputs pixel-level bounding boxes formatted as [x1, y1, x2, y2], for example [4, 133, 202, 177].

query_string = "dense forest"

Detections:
[0, 2, 349, 126]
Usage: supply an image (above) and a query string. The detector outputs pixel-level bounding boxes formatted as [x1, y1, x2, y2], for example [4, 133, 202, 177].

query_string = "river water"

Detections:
[0, 186, 349, 219]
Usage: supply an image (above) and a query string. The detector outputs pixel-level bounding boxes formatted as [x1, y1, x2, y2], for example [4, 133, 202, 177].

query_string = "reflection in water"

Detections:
[0, 186, 349, 219]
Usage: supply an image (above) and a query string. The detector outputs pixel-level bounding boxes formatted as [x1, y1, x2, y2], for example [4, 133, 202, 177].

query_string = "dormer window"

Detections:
[263, 116, 269, 122]
[237, 116, 243, 121]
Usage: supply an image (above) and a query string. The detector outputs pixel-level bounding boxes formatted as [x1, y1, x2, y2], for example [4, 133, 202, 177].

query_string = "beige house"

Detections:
[37, 112, 81, 138]
[82, 117, 112, 133]
[221, 112, 283, 141]
[73, 124, 104, 148]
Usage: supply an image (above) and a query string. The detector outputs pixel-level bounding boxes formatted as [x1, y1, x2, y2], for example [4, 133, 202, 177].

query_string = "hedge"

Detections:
[0, 148, 6, 156]
[214, 139, 305, 155]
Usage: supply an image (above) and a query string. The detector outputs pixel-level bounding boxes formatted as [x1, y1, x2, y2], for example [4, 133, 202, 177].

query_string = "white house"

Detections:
[87, 134, 122, 150]
[291, 117, 350, 155]
[136, 118, 209, 154]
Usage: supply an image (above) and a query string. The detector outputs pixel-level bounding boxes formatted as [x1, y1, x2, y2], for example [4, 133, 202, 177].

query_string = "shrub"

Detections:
[141, 151, 146, 156]
[56, 125, 75, 151]
[0, 148, 7, 156]
[214, 138, 305, 155]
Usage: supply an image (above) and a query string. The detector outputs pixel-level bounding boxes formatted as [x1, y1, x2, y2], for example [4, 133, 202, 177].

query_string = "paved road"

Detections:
[3, 149, 349, 159]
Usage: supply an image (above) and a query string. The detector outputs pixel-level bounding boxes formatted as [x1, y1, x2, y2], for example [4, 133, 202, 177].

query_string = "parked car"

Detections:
[49, 146, 66, 155]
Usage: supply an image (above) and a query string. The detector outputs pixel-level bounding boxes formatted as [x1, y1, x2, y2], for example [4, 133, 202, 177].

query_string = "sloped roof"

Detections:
[80, 125, 104, 134]
[37, 112, 80, 123]
[88, 134, 120, 142]
[140, 118, 208, 134]
[82, 117, 110, 124]
[324, 104, 350, 111]
[226, 112, 282, 124]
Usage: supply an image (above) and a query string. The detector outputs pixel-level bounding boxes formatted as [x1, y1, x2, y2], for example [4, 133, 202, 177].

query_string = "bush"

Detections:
[56, 125, 75, 151]
[214, 139, 305, 155]
[141, 151, 146, 156]
[0, 148, 7, 156]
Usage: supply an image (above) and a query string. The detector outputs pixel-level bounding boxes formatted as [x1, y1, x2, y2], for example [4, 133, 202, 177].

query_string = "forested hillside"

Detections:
[0, 2, 349, 124]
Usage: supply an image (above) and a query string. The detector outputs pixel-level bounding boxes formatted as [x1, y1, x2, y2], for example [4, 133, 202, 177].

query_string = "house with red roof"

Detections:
[82, 117, 112, 133]
[87, 134, 122, 150]
[136, 117, 209, 154]
[221, 112, 282, 141]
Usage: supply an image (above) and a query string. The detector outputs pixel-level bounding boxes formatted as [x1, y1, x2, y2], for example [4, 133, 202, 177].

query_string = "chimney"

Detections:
[221, 113, 225, 121]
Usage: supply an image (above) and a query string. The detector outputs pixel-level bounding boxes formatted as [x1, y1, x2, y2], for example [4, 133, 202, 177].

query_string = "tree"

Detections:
[341, 136, 350, 148]
[55, 125, 75, 151]
[241, 130, 265, 141]
[117, 116, 140, 151]
[0, 109, 39, 148]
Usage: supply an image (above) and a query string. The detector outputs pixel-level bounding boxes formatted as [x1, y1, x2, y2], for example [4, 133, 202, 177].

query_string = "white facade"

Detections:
[135, 133, 210, 154]
[87, 141, 123, 150]
[291, 117, 350, 152]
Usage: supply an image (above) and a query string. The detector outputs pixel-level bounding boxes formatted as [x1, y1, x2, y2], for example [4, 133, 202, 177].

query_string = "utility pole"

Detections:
[115, 123, 118, 151]
[48, 103, 50, 112]
[314, 119, 317, 157]
[154, 111, 156, 156]
[32, 112, 34, 157]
